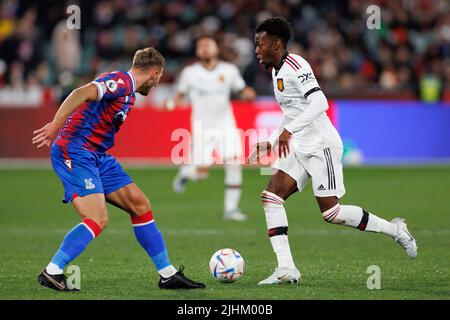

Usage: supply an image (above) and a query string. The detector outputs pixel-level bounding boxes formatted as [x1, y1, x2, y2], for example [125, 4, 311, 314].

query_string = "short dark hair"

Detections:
[195, 34, 219, 47]
[132, 47, 165, 69]
[255, 17, 293, 47]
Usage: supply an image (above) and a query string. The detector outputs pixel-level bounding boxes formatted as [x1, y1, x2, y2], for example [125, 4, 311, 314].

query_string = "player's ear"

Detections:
[149, 67, 158, 78]
[153, 66, 163, 76]
[273, 38, 282, 51]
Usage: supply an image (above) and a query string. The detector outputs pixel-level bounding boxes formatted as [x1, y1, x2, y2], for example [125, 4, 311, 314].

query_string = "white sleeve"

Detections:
[176, 67, 191, 95]
[295, 58, 321, 99]
[230, 65, 246, 94]
[91, 81, 105, 101]
[284, 90, 329, 133]
[284, 58, 328, 133]
[268, 116, 291, 146]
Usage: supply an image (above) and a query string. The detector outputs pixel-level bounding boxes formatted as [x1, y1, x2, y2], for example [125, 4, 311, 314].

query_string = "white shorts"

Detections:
[273, 147, 346, 198]
[191, 127, 243, 166]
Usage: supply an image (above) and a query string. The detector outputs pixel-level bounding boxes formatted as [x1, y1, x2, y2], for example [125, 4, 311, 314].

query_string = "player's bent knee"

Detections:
[131, 195, 152, 216]
[97, 214, 109, 229]
[316, 196, 339, 213]
[265, 182, 293, 201]
[86, 215, 108, 230]
[321, 203, 341, 224]
[261, 190, 285, 207]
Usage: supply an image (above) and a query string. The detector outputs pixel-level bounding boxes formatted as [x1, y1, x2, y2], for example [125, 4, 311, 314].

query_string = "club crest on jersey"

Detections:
[218, 74, 225, 82]
[84, 178, 95, 190]
[277, 78, 284, 92]
[106, 79, 118, 92]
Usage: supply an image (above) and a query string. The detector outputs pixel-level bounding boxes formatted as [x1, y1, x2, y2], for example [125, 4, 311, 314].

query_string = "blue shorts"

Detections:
[51, 144, 133, 203]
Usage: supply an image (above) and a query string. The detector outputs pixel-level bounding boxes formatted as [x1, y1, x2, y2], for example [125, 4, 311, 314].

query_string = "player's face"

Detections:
[196, 38, 219, 62]
[138, 67, 163, 96]
[255, 32, 276, 68]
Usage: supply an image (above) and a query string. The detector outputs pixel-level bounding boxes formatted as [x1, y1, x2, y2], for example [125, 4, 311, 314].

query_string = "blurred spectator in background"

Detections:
[0, 0, 449, 105]
[52, 18, 81, 99]
[0, 3, 47, 105]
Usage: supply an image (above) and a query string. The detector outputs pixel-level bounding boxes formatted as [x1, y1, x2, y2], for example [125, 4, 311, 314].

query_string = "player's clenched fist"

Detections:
[32, 121, 61, 148]
[247, 141, 272, 164]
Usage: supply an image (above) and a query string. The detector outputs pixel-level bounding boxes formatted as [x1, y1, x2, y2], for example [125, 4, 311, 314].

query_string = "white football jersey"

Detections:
[177, 61, 246, 129]
[271, 52, 342, 154]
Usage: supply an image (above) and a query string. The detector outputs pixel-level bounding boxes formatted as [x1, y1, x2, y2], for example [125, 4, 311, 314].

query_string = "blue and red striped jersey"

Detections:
[54, 70, 137, 153]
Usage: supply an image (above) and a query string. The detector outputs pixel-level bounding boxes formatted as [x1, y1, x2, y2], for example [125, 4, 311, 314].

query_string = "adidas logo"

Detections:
[317, 184, 326, 191]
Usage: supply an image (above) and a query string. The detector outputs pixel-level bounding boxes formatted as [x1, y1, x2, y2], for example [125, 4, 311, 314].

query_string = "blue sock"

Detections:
[47, 219, 101, 273]
[131, 211, 171, 271]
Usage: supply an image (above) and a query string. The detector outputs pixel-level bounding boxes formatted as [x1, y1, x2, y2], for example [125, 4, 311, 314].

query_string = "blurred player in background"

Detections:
[32, 47, 205, 291]
[248, 17, 417, 285]
[164, 35, 256, 221]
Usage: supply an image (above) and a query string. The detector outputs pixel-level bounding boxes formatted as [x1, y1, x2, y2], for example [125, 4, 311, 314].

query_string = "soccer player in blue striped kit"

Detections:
[32, 47, 205, 291]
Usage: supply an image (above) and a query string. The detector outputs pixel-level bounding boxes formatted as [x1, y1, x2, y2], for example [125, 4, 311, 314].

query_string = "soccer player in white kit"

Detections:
[248, 17, 417, 285]
[164, 35, 256, 221]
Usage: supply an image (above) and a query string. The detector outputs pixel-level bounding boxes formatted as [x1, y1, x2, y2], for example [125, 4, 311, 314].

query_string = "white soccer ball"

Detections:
[209, 248, 245, 282]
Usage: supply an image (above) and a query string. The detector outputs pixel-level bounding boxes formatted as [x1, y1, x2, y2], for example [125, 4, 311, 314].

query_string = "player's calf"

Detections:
[320, 203, 396, 235]
[261, 190, 296, 270]
[122, 190, 178, 277]
[130, 210, 206, 288]
[130, 211, 177, 276]
[39, 217, 104, 291]
[320, 203, 417, 257]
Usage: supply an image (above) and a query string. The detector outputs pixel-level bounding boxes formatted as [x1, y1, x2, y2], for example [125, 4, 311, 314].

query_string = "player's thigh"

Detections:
[270, 151, 310, 199]
[98, 153, 134, 197]
[301, 147, 346, 200]
[50, 144, 105, 204]
[106, 183, 151, 217]
[72, 193, 109, 229]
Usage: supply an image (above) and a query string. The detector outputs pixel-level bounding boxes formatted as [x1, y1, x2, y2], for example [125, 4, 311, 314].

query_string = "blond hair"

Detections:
[132, 47, 165, 69]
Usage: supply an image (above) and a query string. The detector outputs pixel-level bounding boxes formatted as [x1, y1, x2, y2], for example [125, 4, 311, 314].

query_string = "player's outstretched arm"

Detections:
[32, 83, 98, 148]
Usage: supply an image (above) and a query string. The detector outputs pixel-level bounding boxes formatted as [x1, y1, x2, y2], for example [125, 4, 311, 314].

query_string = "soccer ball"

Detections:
[209, 248, 245, 282]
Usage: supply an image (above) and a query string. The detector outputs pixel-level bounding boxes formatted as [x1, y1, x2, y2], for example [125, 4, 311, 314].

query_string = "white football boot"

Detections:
[223, 210, 247, 221]
[391, 218, 417, 258]
[258, 267, 301, 285]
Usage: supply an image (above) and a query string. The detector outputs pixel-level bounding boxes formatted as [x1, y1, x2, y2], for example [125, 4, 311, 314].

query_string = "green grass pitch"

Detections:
[0, 166, 449, 300]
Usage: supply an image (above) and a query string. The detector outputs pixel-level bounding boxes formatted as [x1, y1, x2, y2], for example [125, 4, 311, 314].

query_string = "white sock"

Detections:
[158, 265, 177, 278]
[46, 262, 63, 275]
[322, 204, 397, 237]
[366, 211, 398, 237]
[224, 188, 241, 212]
[261, 190, 296, 270]
[224, 164, 242, 212]
[269, 235, 296, 269]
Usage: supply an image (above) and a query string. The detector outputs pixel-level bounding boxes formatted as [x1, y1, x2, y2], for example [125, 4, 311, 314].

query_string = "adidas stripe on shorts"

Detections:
[272, 147, 346, 198]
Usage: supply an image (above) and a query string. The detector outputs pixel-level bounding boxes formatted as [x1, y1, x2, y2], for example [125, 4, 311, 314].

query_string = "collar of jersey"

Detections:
[127, 70, 136, 93]
[274, 51, 289, 76]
